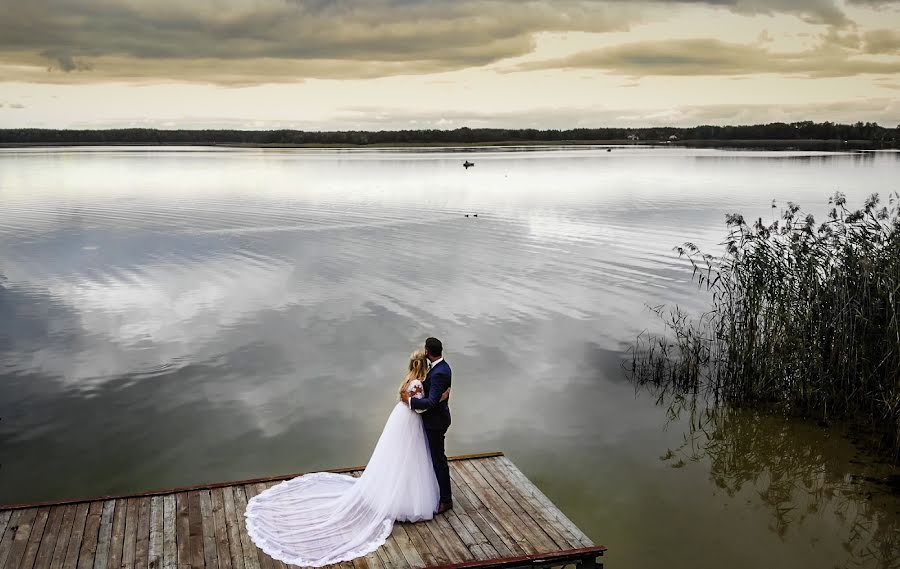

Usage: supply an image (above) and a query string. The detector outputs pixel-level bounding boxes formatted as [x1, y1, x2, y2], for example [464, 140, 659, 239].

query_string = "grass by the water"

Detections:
[631, 192, 900, 458]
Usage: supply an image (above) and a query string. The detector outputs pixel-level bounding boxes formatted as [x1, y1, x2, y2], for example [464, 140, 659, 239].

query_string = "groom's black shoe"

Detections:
[436, 501, 453, 514]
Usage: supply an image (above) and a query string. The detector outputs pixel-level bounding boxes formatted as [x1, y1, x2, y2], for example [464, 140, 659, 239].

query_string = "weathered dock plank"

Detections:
[1, 454, 605, 569]
[32, 506, 64, 569]
[74, 501, 102, 569]
[107, 500, 126, 569]
[92, 500, 115, 569]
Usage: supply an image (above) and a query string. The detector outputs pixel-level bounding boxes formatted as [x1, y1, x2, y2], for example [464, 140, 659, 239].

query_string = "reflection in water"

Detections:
[654, 390, 899, 568]
[1, 147, 899, 569]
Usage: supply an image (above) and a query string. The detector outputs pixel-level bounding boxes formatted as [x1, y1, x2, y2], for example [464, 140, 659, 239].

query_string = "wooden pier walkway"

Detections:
[0, 452, 606, 569]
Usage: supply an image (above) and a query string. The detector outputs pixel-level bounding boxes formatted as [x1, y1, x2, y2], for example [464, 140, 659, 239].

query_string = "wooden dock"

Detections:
[0, 452, 605, 569]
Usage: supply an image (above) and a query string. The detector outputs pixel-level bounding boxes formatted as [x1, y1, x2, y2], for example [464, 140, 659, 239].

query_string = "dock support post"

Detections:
[576, 553, 602, 569]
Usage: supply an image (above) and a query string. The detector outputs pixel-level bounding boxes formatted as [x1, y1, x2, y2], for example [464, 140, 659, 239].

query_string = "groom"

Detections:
[402, 337, 453, 513]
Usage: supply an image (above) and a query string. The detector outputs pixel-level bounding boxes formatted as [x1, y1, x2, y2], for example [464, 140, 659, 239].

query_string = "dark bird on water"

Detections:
[463, 161, 474, 168]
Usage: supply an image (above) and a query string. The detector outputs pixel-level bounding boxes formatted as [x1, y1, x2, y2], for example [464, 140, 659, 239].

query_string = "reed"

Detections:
[631, 192, 900, 458]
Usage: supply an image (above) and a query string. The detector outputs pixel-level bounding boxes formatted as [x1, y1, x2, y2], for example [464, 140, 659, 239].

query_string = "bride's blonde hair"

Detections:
[399, 349, 429, 399]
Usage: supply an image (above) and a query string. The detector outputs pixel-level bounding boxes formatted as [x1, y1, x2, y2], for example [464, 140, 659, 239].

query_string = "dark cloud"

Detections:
[696, 0, 850, 25]
[511, 38, 900, 77]
[0, 0, 635, 83]
[0, 0, 895, 84]
[863, 29, 900, 54]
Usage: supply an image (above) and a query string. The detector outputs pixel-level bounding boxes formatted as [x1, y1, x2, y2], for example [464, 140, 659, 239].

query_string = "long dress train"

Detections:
[244, 380, 439, 567]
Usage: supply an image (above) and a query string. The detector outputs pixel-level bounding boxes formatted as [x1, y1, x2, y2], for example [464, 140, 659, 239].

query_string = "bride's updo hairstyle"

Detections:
[399, 349, 429, 399]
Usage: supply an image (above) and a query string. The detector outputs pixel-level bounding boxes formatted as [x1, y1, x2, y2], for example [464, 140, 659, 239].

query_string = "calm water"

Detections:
[1, 146, 898, 568]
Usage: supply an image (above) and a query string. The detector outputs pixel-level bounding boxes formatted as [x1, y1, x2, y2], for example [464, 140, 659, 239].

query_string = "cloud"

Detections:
[863, 29, 900, 54]
[0, 0, 641, 84]
[692, 0, 851, 25]
[0, 0, 894, 84]
[510, 37, 900, 77]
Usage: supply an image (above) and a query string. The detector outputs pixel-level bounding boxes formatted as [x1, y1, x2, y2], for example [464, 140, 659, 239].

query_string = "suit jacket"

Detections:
[410, 359, 452, 432]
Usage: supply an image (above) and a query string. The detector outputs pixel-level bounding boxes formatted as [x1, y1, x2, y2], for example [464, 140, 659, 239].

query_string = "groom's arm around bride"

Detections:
[405, 369, 450, 412]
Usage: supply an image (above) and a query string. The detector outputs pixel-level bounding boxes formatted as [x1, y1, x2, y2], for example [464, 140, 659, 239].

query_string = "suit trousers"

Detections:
[424, 427, 452, 504]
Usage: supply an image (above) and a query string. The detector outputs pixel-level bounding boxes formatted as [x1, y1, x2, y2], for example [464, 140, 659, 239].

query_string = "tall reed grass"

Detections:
[631, 192, 900, 458]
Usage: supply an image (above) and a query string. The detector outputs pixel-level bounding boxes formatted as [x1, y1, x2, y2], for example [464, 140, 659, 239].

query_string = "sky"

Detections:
[0, 0, 898, 130]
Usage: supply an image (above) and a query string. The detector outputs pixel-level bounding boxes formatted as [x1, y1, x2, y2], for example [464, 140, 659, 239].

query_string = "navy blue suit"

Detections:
[410, 359, 452, 503]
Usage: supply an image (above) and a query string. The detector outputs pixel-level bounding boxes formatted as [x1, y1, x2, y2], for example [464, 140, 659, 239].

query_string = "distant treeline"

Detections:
[1, 121, 898, 147]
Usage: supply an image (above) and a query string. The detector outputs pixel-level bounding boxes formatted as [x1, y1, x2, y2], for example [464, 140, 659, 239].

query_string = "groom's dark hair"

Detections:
[425, 337, 443, 357]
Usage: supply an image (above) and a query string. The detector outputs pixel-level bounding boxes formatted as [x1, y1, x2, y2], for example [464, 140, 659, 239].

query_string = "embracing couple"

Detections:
[245, 337, 453, 567]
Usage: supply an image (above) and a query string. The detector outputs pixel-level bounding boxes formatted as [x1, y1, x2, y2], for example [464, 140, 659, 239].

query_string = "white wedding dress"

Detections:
[244, 380, 439, 567]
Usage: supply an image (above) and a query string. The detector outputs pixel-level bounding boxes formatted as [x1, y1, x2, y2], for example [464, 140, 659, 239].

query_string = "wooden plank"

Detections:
[446, 476, 516, 558]
[389, 525, 424, 568]
[493, 457, 592, 547]
[0, 455, 505, 512]
[75, 501, 103, 569]
[2, 507, 37, 569]
[350, 557, 369, 569]
[468, 461, 560, 552]
[0, 513, 11, 547]
[239, 487, 270, 569]
[48, 506, 76, 569]
[447, 508, 494, 561]
[377, 532, 405, 569]
[162, 495, 177, 569]
[107, 499, 128, 569]
[457, 463, 536, 555]
[423, 546, 607, 569]
[0, 512, 14, 569]
[486, 458, 582, 549]
[93, 501, 116, 569]
[218, 489, 244, 569]
[453, 462, 535, 555]
[174, 494, 191, 569]
[373, 544, 395, 569]
[478, 460, 572, 551]
[122, 498, 140, 569]
[417, 521, 462, 565]
[432, 513, 474, 563]
[399, 524, 441, 567]
[32, 506, 64, 569]
[134, 498, 152, 569]
[0, 510, 23, 569]
[186, 492, 205, 569]
[148, 497, 164, 569]
[358, 549, 384, 569]
[441, 510, 478, 553]
[228, 487, 260, 569]
[198, 491, 219, 569]
[18, 507, 50, 569]
[62, 503, 90, 569]
[207, 491, 231, 569]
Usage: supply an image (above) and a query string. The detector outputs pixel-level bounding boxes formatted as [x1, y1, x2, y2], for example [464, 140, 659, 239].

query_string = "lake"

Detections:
[1, 146, 898, 569]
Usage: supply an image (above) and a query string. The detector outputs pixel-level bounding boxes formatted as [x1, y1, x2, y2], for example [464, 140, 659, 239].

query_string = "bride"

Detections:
[244, 350, 448, 567]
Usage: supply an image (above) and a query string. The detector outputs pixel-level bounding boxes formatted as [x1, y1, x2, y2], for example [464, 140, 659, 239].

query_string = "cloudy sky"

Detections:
[0, 0, 898, 129]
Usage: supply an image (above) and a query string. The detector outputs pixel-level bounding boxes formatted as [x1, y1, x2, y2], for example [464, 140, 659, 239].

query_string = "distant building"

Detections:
[668, 135, 679, 141]
[627, 134, 640, 141]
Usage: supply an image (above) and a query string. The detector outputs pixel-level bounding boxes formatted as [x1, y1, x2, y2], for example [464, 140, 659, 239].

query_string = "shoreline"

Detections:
[0, 139, 893, 151]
